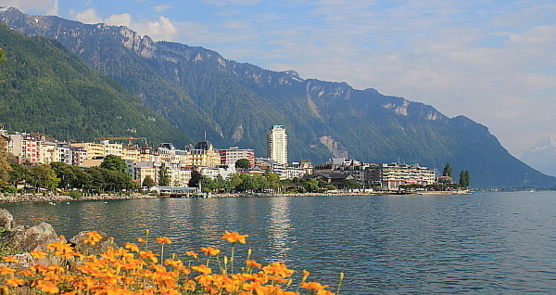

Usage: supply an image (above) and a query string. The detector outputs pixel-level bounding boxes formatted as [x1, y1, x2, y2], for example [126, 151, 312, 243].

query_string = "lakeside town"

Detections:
[0, 124, 467, 199]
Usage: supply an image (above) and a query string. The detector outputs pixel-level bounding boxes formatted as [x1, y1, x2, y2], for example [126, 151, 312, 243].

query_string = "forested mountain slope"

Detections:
[0, 7, 553, 188]
[0, 22, 191, 146]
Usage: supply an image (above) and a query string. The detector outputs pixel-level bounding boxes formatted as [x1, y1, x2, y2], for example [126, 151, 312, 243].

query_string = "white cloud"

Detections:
[202, 0, 260, 6]
[154, 5, 172, 13]
[0, 0, 59, 15]
[74, 8, 177, 41]
[74, 8, 102, 24]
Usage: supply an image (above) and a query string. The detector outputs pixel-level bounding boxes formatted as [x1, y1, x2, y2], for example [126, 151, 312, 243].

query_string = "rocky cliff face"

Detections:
[0, 7, 554, 188]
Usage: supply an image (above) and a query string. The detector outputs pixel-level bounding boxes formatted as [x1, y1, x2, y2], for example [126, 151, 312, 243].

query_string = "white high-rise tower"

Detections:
[267, 124, 288, 164]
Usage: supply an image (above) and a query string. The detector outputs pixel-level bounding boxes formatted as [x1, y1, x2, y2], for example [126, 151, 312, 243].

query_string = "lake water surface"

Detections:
[3, 192, 556, 294]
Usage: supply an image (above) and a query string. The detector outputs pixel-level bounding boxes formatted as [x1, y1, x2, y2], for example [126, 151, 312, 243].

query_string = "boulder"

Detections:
[70, 231, 117, 256]
[0, 222, 60, 252]
[0, 208, 15, 230]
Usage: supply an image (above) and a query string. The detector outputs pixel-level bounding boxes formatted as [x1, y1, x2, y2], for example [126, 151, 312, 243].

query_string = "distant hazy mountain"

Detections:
[0, 7, 554, 188]
[520, 138, 556, 177]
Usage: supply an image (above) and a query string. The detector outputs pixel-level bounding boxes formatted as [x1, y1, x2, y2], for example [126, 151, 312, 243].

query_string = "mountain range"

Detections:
[0, 7, 553, 189]
[520, 138, 556, 177]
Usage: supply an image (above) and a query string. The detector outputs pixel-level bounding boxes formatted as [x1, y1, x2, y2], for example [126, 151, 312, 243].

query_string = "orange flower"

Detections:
[156, 237, 172, 244]
[125, 242, 140, 252]
[0, 266, 16, 275]
[200, 247, 220, 256]
[36, 280, 60, 294]
[4, 277, 24, 287]
[245, 260, 262, 269]
[222, 231, 249, 244]
[185, 251, 199, 259]
[30, 251, 47, 259]
[2, 256, 18, 263]
[192, 264, 212, 275]
[300, 281, 330, 291]
[137, 238, 148, 243]
[84, 231, 103, 245]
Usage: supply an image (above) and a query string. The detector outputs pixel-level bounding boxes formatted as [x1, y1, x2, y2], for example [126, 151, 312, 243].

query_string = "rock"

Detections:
[70, 231, 117, 256]
[0, 208, 15, 230]
[0, 222, 60, 252]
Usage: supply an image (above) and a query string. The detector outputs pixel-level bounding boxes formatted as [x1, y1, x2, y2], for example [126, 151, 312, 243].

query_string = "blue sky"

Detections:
[2, 0, 556, 157]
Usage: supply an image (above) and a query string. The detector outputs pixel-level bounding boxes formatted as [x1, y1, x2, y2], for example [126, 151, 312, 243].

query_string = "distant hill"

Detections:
[0, 7, 554, 188]
[520, 138, 556, 177]
[0, 22, 191, 146]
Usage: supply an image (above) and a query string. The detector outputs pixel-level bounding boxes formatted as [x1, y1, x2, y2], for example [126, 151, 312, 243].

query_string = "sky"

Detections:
[1, 0, 555, 157]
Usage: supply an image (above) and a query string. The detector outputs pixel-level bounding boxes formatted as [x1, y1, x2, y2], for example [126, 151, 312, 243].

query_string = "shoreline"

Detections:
[0, 190, 471, 204]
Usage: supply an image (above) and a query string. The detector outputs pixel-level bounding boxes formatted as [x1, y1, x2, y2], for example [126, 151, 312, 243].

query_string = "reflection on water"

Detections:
[268, 197, 292, 259]
[4, 192, 556, 294]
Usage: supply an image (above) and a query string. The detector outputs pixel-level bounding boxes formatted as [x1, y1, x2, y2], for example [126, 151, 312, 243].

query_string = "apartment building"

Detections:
[219, 147, 255, 167]
[365, 163, 436, 190]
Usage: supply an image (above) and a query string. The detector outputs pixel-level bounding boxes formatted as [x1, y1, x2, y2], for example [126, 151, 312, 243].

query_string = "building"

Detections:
[219, 147, 255, 167]
[266, 124, 288, 164]
[365, 163, 436, 190]
[185, 141, 220, 167]
[8, 133, 39, 164]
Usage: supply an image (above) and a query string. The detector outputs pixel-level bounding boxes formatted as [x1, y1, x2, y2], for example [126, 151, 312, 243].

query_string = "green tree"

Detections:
[0, 136, 11, 189]
[459, 170, 470, 188]
[158, 163, 171, 186]
[142, 175, 155, 188]
[29, 164, 59, 191]
[265, 172, 281, 192]
[84, 167, 106, 192]
[188, 169, 202, 188]
[228, 174, 243, 191]
[304, 178, 319, 192]
[8, 162, 31, 189]
[100, 155, 127, 174]
[442, 163, 453, 178]
[50, 162, 90, 190]
[339, 179, 361, 191]
[235, 159, 251, 170]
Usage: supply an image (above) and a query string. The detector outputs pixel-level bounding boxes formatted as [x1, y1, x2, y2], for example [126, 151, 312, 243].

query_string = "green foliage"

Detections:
[339, 179, 361, 190]
[29, 164, 59, 191]
[100, 155, 128, 174]
[158, 163, 171, 186]
[0, 136, 10, 189]
[443, 163, 453, 178]
[235, 159, 251, 170]
[0, 24, 191, 147]
[142, 175, 155, 188]
[188, 170, 202, 188]
[459, 170, 470, 188]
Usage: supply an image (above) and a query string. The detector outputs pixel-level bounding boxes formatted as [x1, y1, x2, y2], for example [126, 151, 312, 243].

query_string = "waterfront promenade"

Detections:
[0, 189, 470, 204]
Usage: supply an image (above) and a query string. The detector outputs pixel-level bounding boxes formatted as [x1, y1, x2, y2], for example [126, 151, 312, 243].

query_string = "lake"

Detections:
[3, 192, 556, 294]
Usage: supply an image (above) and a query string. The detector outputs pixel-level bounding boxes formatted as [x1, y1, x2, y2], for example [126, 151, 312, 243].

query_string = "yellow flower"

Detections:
[200, 247, 220, 256]
[137, 238, 148, 243]
[221, 231, 249, 244]
[156, 237, 172, 244]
